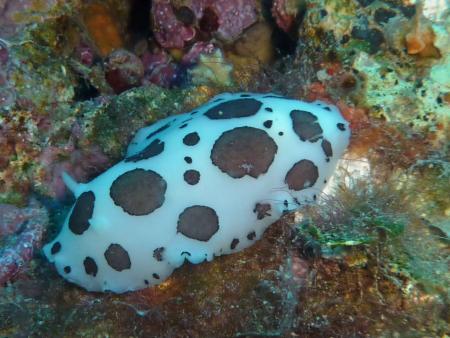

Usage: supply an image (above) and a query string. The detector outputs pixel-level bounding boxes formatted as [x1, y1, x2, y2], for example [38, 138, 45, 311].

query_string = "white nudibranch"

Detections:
[43, 92, 350, 293]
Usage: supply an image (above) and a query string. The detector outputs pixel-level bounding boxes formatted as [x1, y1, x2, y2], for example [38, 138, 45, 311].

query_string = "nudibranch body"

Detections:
[44, 93, 350, 293]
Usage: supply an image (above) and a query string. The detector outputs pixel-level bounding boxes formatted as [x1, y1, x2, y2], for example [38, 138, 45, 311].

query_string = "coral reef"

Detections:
[0, 199, 48, 285]
[0, 0, 449, 336]
[271, 0, 302, 32]
[152, 0, 258, 47]
[104, 49, 144, 94]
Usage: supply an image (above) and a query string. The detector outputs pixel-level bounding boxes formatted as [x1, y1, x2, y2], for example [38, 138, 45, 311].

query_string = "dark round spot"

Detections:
[125, 139, 164, 162]
[263, 120, 273, 128]
[211, 127, 278, 178]
[247, 231, 256, 240]
[323, 106, 331, 111]
[51, 242, 61, 255]
[179, 123, 188, 129]
[84, 257, 98, 277]
[278, 131, 284, 136]
[144, 279, 149, 285]
[265, 107, 273, 112]
[153, 247, 165, 262]
[184, 156, 192, 164]
[230, 238, 239, 250]
[290, 110, 323, 142]
[285, 159, 319, 191]
[337, 123, 346, 131]
[153, 273, 160, 279]
[184, 170, 200, 185]
[104, 243, 131, 271]
[110, 169, 167, 216]
[253, 203, 272, 220]
[321, 139, 333, 158]
[204, 99, 262, 119]
[374, 7, 396, 24]
[183, 132, 200, 146]
[199, 6, 219, 33]
[174, 5, 195, 25]
[177, 205, 219, 241]
[64, 266, 71, 274]
[146, 122, 170, 140]
[69, 191, 95, 235]
[350, 27, 385, 54]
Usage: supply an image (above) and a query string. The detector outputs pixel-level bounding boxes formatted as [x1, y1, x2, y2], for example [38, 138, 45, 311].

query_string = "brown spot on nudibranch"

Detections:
[104, 243, 131, 271]
[146, 122, 170, 139]
[263, 120, 272, 128]
[285, 159, 319, 191]
[211, 127, 277, 179]
[230, 238, 239, 249]
[177, 205, 219, 241]
[247, 231, 256, 240]
[184, 170, 200, 185]
[124, 139, 164, 162]
[253, 203, 272, 220]
[337, 123, 346, 131]
[183, 132, 200, 146]
[204, 99, 262, 119]
[110, 169, 167, 216]
[153, 247, 165, 262]
[321, 139, 333, 158]
[84, 257, 98, 276]
[69, 191, 95, 235]
[51, 242, 61, 254]
[290, 110, 323, 142]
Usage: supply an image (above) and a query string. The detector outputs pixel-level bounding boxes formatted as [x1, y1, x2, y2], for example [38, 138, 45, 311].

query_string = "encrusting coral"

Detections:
[0, 0, 449, 336]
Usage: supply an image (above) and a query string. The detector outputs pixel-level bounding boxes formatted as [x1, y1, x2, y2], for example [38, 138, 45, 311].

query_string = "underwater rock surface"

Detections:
[0, 0, 449, 336]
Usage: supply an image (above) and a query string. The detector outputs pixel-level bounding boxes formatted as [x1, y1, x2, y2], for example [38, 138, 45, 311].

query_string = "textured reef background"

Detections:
[0, 0, 449, 336]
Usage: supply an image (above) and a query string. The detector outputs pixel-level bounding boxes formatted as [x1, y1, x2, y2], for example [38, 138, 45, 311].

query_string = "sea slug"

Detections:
[44, 92, 350, 293]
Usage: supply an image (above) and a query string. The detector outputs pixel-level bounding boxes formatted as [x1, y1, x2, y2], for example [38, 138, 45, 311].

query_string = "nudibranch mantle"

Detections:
[44, 92, 350, 293]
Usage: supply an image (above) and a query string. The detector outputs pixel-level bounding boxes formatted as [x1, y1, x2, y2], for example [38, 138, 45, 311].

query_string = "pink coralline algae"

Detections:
[181, 41, 215, 65]
[141, 50, 178, 88]
[0, 199, 48, 285]
[152, 0, 257, 49]
[105, 49, 144, 94]
[39, 141, 110, 200]
[141, 42, 216, 87]
[272, 0, 297, 32]
[75, 43, 94, 67]
[152, 0, 196, 49]
[206, 0, 257, 42]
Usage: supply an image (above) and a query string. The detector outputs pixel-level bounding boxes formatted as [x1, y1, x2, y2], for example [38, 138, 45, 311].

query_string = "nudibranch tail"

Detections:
[62, 171, 86, 198]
